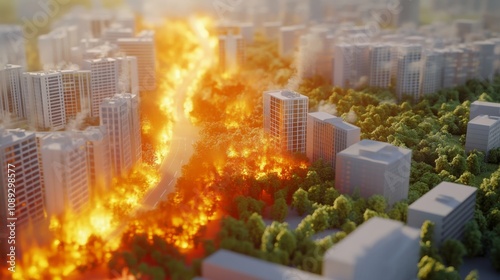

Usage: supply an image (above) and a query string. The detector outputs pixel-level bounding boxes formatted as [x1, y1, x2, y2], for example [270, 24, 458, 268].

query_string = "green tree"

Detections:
[324, 187, 340, 205]
[271, 198, 288, 222]
[421, 220, 435, 244]
[388, 201, 408, 222]
[491, 237, 500, 271]
[275, 228, 297, 256]
[292, 188, 312, 216]
[333, 195, 352, 223]
[341, 220, 357, 234]
[440, 239, 467, 269]
[367, 195, 387, 213]
[418, 256, 460, 280]
[246, 213, 266, 248]
[311, 207, 329, 232]
[464, 270, 479, 280]
[463, 220, 483, 257]
[467, 151, 482, 175]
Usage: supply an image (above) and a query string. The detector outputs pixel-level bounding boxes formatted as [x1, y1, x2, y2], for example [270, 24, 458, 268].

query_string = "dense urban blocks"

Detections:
[407, 182, 477, 246]
[335, 140, 412, 206]
[323, 217, 420, 280]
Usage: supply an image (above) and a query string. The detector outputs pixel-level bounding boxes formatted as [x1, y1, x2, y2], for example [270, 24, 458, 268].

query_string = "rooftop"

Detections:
[308, 112, 359, 131]
[408, 182, 477, 217]
[338, 140, 411, 165]
[469, 115, 500, 126]
[264, 89, 308, 100]
[0, 129, 34, 146]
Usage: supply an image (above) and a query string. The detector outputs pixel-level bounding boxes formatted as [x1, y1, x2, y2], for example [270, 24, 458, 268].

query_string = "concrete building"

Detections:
[73, 126, 112, 196]
[0, 25, 27, 68]
[474, 40, 496, 82]
[306, 112, 360, 168]
[469, 100, 500, 120]
[335, 140, 412, 206]
[278, 25, 305, 57]
[395, 45, 422, 101]
[454, 19, 480, 43]
[218, 34, 245, 73]
[100, 93, 141, 177]
[102, 24, 134, 45]
[334, 43, 370, 89]
[37, 132, 89, 216]
[83, 58, 119, 118]
[324, 217, 420, 280]
[407, 182, 477, 245]
[368, 44, 392, 88]
[200, 249, 327, 280]
[0, 64, 25, 119]
[465, 115, 500, 157]
[23, 71, 67, 131]
[420, 50, 444, 96]
[438, 48, 462, 89]
[263, 90, 308, 153]
[0, 129, 45, 232]
[60, 70, 92, 121]
[38, 26, 79, 69]
[116, 56, 139, 96]
[117, 30, 156, 91]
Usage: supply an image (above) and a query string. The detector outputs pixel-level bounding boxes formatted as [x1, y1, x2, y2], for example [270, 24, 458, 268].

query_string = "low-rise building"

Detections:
[465, 115, 500, 157]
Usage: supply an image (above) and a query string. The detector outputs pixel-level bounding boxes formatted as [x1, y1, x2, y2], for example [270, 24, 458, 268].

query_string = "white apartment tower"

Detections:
[306, 112, 360, 168]
[0, 64, 25, 119]
[0, 129, 45, 231]
[38, 26, 79, 69]
[37, 132, 89, 216]
[218, 34, 245, 73]
[335, 140, 412, 206]
[100, 93, 141, 177]
[264, 90, 309, 153]
[23, 72, 67, 131]
[60, 70, 91, 120]
[116, 56, 139, 96]
[74, 126, 112, 195]
[369, 44, 392, 88]
[465, 115, 500, 158]
[83, 58, 119, 118]
[0, 25, 27, 68]
[395, 45, 422, 101]
[117, 30, 156, 91]
[334, 43, 370, 89]
[474, 41, 496, 82]
[420, 50, 444, 96]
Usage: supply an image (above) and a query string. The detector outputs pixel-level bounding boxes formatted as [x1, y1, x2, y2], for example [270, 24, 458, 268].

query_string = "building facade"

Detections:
[395, 45, 422, 101]
[324, 217, 420, 280]
[407, 182, 477, 245]
[469, 100, 500, 120]
[37, 132, 89, 216]
[335, 140, 412, 206]
[369, 44, 392, 88]
[83, 58, 119, 118]
[0, 25, 27, 68]
[263, 90, 308, 153]
[218, 34, 245, 73]
[306, 112, 360, 168]
[465, 115, 500, 157]
[0, 64, 25, 119]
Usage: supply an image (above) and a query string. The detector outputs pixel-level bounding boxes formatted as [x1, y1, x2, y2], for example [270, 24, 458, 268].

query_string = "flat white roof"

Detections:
[309, 112, 359, 131]
[338, 140, 411, 165]
[264, 89, 308, 100]
[324, 217, 419, 265]
[469, 115, 500, 126]
[0, 129, 34, 146]
[471, 100, 500, 108]
[408, 182, 477, 217]
[203, 249, 327, 280]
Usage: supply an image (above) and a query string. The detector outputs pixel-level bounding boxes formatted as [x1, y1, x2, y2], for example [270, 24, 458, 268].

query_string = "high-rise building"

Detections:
[60, 70, 92, 120]
[334, 43, 370, 89]
[395, 45, 422, 101]
[37, 132, 89, 216]
[306, 112, 360, 168]
[100, 93, 140, 177]
[324, 217, 420, 280]
[420, 50, 444, 96]
[23, 71, 67, 131]
[279, 25, 305, 57]
[407, 182, 477, 245]
[116, 56, 139, 96]
[465, 115, 500, 158]
[369, 44, 392, 88]
[0, 129, 45, 233]
[298, 30, 334, 83]
[73, 126, 112, 195]
[263, 90, 308, 153]
[335, 140, 412, 206]
[117, 30, 156, 91]
[102, 24, 134, 45]
[83, 57, 119, 118]
[0, 64, 25, 120]
[218, 34, 245, 73]
[0, 25, 27, 69]
[474, 40, 496, 82]
[38, 26, 79, 69]
[438, 48, 462, 89]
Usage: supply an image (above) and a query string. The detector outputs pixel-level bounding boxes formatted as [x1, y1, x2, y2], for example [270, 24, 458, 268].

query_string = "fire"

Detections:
[11, 16, 218, 280]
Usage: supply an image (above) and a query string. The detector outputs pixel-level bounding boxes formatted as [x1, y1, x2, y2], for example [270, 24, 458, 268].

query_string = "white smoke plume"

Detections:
[317, 100, 337, 116]
[65, 108, 90, 131]
[345, 108, 358, 124]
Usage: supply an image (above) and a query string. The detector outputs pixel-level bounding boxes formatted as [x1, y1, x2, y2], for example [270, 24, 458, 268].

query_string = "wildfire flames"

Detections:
[9, 12, 309, 280]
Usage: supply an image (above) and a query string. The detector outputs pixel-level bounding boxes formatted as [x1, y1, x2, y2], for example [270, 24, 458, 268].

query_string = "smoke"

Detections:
[0, 112, 14, 128]
[317, 100, 337, 116]
[354, 75, 368, 89]
[345, 108, 358, 124]
[408, 60, 422, 72]
[118, 56, 131, 94]
[66, 108, 90, 131]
